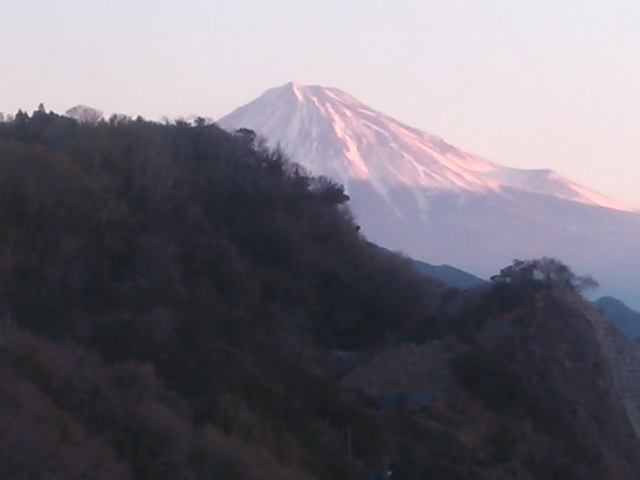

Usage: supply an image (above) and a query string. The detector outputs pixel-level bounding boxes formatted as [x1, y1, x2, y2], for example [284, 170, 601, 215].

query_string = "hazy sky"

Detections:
[3, 1, 640, 206]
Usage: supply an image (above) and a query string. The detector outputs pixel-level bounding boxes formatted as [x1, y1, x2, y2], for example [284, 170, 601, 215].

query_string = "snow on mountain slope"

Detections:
[218, 82, 640, 310]
[218, 82, 634, 213]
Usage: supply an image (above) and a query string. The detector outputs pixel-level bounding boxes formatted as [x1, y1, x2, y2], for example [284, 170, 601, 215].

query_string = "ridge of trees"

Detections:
[0, 109, 636, 479]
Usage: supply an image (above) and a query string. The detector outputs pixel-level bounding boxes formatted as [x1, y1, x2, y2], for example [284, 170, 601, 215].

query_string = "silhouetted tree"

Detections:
[491, 257, 598, 293]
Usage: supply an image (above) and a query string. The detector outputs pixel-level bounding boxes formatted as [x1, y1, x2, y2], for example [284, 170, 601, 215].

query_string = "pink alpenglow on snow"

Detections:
[219, 82, 635, 213]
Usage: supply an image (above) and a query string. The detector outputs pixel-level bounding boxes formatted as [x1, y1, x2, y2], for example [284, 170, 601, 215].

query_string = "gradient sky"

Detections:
[3, 1, 640, 206]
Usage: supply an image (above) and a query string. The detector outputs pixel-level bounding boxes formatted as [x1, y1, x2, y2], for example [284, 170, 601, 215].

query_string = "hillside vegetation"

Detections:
[0, 110, 638, 479]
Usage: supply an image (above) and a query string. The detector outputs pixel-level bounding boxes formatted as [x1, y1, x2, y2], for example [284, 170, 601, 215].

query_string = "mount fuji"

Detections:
[218, 82, 640, 309]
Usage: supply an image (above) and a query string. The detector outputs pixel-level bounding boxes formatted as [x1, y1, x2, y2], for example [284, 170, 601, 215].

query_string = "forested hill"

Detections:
[0, 110, 638, 479]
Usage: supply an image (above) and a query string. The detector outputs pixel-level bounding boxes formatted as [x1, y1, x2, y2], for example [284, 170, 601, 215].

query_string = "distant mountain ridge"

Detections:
[376, 246, 485, 289]
[218, 82, 640, 310]
[412, 260, 486, 290]
[596, 296, 640, 340]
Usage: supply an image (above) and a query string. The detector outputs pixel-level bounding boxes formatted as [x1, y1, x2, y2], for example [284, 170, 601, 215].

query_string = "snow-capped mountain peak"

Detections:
[218, 82, 634, 213]
[220, 83, 493, 194]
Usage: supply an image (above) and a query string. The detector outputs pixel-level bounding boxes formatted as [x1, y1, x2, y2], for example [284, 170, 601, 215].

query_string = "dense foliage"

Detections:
[0, 110, 638, 479]
[0, 110, 443, 479]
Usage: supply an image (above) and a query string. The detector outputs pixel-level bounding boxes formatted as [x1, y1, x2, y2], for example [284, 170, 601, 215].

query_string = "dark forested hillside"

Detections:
[0, 110, 638, 479]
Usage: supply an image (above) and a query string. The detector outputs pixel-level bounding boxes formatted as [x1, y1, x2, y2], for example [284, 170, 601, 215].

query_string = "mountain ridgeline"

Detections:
[0, 110, 639, 479]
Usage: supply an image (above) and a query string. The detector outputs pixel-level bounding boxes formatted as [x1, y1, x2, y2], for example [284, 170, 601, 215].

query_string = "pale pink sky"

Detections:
[2, 0, 639, 207]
